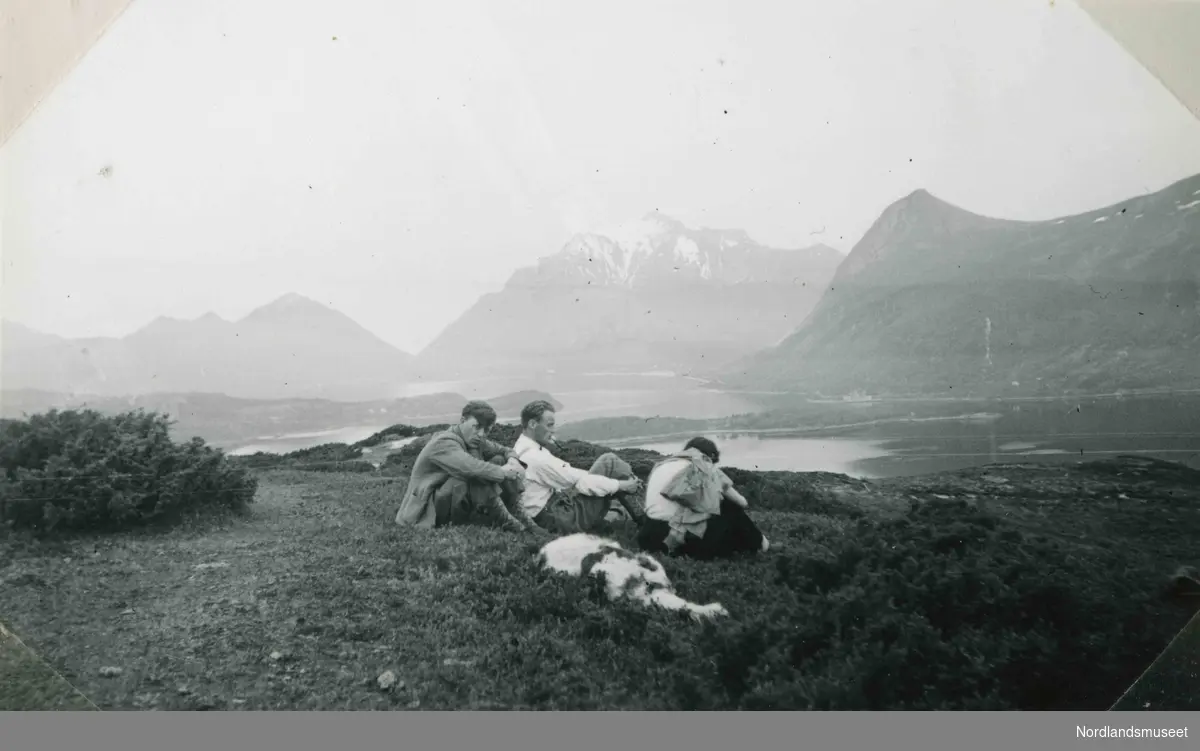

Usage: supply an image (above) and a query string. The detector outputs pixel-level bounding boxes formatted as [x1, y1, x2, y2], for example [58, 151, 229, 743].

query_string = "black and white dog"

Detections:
[537, 533, 728, 621]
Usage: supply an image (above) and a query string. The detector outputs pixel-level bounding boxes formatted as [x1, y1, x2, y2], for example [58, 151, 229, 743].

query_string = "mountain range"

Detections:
[719, 174, 1200, 397]
[2, 293, 415, 402]
[6, 174, 1199, 407]
[415, 211, 843, 378]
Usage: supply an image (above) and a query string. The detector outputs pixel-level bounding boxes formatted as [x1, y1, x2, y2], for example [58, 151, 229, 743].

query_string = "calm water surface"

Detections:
[226, 380, 1200, 479]
[617, 395, 1200, 478]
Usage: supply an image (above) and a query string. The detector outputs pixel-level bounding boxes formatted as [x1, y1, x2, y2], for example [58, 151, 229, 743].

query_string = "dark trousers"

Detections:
[637, 498, 765, 560]
[532, 452, 637, 535]
[433, 455, 524, 528]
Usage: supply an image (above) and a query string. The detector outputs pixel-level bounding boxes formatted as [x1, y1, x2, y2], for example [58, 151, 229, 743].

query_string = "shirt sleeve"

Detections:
[717, 469, 748, 504]
[477, 437, 516, 463]
[426, 438, 510, 483]
[523, 451, 622, 496]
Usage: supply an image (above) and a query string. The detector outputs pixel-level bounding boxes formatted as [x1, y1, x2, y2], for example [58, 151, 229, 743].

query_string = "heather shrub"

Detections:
[353, 423, 449, 449]
[293, 460, 376, 474]
[682, 499, 1184, 710]
[285, 443, 364, 463]
[0, 409, 257, 533]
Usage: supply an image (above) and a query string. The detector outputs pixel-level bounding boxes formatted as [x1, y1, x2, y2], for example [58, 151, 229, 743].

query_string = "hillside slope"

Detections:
[722, 174, 1200, 397]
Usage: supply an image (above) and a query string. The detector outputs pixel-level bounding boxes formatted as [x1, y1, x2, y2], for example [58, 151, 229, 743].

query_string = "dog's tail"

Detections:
[643, 587, 728, 622]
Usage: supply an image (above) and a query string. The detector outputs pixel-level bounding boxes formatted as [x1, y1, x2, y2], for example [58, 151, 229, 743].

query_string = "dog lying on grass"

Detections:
[537, 533, 728, 621]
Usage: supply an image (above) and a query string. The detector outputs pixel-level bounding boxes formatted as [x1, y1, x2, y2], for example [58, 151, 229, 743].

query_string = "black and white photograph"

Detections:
[2, 0, 1199, 718]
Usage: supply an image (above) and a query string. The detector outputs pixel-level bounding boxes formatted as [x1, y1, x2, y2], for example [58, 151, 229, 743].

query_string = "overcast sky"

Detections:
[3, 0, 1200, 354]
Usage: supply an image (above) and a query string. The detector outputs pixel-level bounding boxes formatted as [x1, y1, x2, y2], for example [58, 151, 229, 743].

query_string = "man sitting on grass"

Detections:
[512, 400, 646, 535]
[637, 436, 770, 559]
[393, 400, 545, 535]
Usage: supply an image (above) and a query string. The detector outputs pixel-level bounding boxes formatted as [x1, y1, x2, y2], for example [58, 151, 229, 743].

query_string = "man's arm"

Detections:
[477, 436, 518, 464]
[523, 451, 622, 497]
[718, 469, 749, 508]
[426, 437, 511, 484]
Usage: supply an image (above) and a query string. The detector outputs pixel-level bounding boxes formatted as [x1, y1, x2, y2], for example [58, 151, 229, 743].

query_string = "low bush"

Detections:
[680, 499, 1187, 710]
[228, 443, 372, 472]
[352, 423, 448, 449]
[0, 409, 257, 533]
[284, 443, 364, 463]
[292, 461, 377, 474]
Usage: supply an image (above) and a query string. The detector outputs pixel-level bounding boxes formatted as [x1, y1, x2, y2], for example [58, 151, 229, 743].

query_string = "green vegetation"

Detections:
[1, 414, 1196, 710]
[0, 624, 97, 711]
[352, 424, 446, 449]
[0, 410, 256, 533]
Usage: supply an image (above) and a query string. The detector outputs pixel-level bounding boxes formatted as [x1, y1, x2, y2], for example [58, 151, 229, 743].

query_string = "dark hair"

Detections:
[520, 400, 556, 429]
[461, 400, 497, 429]
[684, 436, 720, 463]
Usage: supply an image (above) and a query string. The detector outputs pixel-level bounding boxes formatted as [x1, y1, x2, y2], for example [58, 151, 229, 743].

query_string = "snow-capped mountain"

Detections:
[507, 212, 840, 290]
[416, 213, 843, 378]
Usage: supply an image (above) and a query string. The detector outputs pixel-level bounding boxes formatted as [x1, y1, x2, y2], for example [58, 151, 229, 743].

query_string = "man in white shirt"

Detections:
[513, 400, 646, 535]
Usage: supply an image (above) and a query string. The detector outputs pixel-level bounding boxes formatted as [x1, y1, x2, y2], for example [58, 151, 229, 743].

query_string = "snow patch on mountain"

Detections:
[673, 236, 699, 262]
[565, 216, 675, 285]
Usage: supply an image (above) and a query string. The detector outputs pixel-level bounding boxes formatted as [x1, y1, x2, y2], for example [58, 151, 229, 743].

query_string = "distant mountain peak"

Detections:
[889, 187, 1028, 227]
[263, 292, 325, 309]
[725, 170, 1200, 397]
[277, 291, 317, 304]
[894, 187, 960, 213]
[513, 212, 845, 291]
[2, 292, 414, 400]
[421, 202, 845, 376]
[240, 292, 336, 322]
[133, 315, 185, 334]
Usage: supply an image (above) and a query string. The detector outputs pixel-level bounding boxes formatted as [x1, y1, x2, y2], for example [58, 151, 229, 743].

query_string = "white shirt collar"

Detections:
[513, 433, 548, 458]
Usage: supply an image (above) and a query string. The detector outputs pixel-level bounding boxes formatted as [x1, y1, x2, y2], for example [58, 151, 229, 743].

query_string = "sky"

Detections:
[3, 0, 1200, 355]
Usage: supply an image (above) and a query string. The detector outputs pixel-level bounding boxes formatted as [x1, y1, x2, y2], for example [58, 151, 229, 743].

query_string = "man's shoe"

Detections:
[500, 518, 527, 534]
[482, 492, 527, 534]
[616, 494, 647, 525]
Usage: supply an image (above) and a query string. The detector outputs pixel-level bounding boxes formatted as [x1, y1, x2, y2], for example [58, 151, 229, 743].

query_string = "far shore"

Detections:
[594, 411, 1005, 448]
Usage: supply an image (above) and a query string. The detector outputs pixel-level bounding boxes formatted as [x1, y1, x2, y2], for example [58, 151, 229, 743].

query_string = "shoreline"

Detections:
[594, 411, 1005, 448]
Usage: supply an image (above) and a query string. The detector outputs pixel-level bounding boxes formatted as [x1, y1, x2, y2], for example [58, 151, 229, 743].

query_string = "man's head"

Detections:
[459, 400, 498, 449]
[520, 399, 557, 448]
[684, 436, 720, 464]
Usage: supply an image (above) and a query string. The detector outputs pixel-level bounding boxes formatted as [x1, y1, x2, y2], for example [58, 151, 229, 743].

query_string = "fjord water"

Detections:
[602, 389, 1200, 479]
[231, 372, 1200, 480]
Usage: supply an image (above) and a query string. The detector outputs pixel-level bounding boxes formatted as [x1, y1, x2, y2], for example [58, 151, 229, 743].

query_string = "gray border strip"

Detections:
[0, 711, 1195, 750]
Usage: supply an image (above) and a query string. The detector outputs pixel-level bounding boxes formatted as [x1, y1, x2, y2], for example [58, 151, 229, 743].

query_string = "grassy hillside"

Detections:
[1, 424, 1197, 710]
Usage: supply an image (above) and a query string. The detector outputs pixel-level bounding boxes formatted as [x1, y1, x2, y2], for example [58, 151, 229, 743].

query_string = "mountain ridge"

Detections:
[416, 213, 844, 378]
[720, 172, 1200, 397]
[1, 294, 415, 402]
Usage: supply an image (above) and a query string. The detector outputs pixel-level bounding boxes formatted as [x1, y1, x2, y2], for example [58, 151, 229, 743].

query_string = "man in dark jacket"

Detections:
[393, 400, 545, 534]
